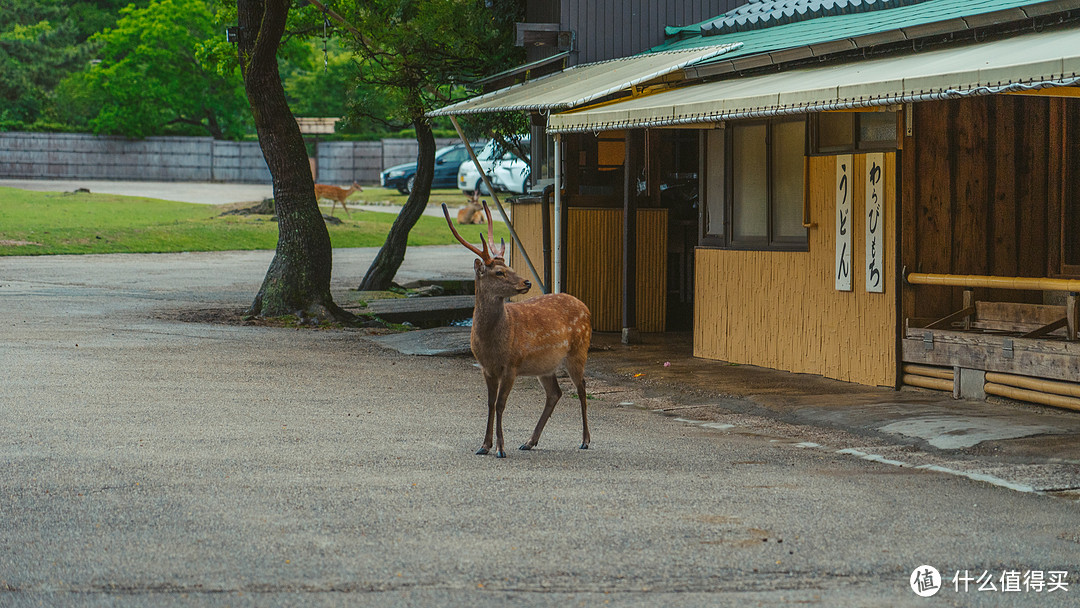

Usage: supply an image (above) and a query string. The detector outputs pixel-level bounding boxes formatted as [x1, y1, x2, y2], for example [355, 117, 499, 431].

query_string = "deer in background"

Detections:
[457, 190, 487, 225]
[314, 181, 362, 218]
[442, 201, 593, 458]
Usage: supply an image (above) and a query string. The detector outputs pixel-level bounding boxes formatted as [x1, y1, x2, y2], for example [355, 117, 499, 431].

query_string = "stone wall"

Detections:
[0, 132, 461, 184]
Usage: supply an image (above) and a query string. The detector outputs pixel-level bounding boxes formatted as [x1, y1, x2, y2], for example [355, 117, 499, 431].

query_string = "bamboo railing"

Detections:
[905, 272, 1079, 341]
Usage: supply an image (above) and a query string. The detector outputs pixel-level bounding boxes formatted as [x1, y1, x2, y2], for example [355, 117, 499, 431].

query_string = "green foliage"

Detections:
[336, 0, 524, 128]
[0, 0, 145, 125]
[2, 0, 526, 141]
[1, 1, 84, 123]
[276, 38, 394, 135]
[51, 0, 249, 139]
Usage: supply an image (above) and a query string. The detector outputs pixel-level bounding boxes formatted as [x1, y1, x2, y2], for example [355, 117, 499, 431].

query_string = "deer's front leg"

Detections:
[493, 374, 517, 458]
[477, 372, 499, 455]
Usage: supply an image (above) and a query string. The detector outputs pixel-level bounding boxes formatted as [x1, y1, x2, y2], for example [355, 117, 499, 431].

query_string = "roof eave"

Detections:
[684, 0, 1080, 79]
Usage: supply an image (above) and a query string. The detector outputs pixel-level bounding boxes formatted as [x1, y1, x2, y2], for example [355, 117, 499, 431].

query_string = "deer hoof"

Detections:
[496, 450, 507, 458]
[519, 443, 533, 451]
[579, 443, 589, 450]
[475, 447, 490, 455]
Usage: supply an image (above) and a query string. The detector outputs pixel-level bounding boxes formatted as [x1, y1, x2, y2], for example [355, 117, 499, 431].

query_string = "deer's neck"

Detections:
[472, 291, 510, 341]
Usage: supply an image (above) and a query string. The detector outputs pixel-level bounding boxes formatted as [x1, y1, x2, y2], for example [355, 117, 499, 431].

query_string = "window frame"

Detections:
[702, 116, 809, 252]
[809, 110, 900, 155]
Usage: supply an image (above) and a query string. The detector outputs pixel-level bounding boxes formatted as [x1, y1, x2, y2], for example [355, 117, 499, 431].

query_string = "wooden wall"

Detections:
[901, 96, 1067, 321]
[695, 154, 897, 387]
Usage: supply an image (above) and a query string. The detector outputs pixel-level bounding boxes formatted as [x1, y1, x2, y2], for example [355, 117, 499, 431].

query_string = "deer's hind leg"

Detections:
[567, 357, 590, 449]
[521, 374, 562, 451]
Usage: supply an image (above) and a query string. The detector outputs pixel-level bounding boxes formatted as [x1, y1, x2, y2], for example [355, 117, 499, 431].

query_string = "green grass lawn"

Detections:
[354, 187, 472, 207]
[0, 186, 511, 256]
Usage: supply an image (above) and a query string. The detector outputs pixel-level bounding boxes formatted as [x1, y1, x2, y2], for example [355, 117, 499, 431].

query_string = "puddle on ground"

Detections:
[878, 416, 1061, 449]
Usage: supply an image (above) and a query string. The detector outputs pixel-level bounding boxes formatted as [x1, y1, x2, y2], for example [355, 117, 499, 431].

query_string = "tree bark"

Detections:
[357, 118, 436, 291]
[237, 0, 349, 321]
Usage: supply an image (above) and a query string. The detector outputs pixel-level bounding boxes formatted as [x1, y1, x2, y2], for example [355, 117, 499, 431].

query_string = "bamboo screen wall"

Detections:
[566, 208, 623, 330]
[695, 154, 897, 387]
[508, 200, 552, 301]
[508, 202, 668, 332]
[565, 208, 668, 333]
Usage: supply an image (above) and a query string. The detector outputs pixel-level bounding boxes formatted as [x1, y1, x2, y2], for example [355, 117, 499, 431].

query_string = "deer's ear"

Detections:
[474, 258, 484, 275]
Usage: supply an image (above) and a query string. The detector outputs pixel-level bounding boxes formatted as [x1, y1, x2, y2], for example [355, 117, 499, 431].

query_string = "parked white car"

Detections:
[457, 138, 531, 195]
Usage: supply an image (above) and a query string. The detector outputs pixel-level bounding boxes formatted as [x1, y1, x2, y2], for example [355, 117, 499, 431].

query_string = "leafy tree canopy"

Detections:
[339, 0, 523, 128]
[0, 0, 139, 124]
[51, 0, 249, 138]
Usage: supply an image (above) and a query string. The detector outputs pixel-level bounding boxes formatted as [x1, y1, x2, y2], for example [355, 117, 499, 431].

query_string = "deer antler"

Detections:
[442, 203, 491, 262]
[482, 201, 506, 259]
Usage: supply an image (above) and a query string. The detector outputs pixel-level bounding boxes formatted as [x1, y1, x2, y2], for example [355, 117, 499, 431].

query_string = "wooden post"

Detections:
[963, 288, 974, 331]
[1068, 292, 1078, 341]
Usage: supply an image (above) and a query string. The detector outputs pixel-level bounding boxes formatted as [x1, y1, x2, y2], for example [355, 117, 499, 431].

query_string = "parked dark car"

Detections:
[380, 143, 481, 194]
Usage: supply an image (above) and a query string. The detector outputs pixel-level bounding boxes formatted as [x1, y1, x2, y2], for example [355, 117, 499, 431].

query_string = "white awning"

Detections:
[548, 27, 1080, 133]
[427, 44, 742, 117]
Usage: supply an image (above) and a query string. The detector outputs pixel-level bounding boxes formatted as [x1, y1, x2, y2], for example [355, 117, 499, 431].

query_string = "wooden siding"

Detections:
[558, 0, 742, 65]
[901, 96, 1066, 321]
[695, 154, 897, 387]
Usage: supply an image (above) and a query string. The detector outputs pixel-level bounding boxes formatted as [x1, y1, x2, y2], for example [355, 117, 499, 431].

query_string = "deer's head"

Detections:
[442, 201, 531, 298]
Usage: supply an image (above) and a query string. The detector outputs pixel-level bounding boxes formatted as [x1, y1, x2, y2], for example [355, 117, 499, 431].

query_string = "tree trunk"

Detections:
[237, 0, 349, 321]
[357, 119, 436, 291]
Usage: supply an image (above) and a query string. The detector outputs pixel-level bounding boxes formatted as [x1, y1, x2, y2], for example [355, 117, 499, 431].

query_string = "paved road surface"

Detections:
[1, 250, 1078, 606]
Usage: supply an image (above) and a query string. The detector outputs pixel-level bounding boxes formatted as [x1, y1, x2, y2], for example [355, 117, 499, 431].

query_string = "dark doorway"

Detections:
[651, 130, 699, 331]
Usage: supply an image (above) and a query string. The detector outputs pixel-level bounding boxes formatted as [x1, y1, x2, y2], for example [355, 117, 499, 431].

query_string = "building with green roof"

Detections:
[434, 0, 1080, 406]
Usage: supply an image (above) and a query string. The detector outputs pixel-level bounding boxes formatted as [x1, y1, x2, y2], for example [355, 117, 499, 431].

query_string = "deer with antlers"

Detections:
[442, 201, 592, 458]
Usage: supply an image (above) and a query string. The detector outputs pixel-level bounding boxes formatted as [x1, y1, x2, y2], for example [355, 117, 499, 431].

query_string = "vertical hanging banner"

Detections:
[865, 153, 885, 293]
[834, 155, 853, 292]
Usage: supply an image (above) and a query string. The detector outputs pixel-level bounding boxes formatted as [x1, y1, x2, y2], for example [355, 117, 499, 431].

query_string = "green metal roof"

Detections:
[650, 0, 1069, 58]
[700, 0, 935, 36]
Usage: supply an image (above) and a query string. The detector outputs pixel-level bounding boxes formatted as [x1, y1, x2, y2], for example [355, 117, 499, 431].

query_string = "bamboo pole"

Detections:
[985, 383, 1080, 412]
[902, 364, 954, 380]
[906, 272, 1080, 292]
[985, 372, 1080, 398]
[902, 374, 954, 392]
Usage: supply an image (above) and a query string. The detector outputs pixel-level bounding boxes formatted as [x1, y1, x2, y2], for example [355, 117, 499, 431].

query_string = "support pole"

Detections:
[541, 184, 553, 291]
[449, 116, 546, 294]
[622, 130, 638, 344]
[553, 133, 562, 293]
